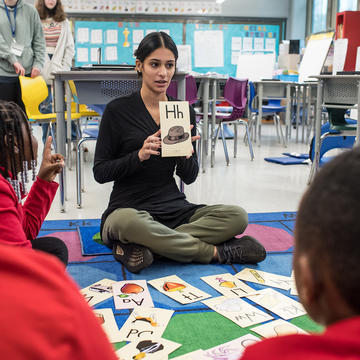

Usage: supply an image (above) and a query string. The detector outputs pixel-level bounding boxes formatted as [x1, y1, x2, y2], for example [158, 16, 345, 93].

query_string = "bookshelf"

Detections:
[335, 11, 360, 71]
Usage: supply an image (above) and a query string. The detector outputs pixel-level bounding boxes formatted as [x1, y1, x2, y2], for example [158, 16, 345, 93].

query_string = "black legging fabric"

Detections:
[31, 237, 69, 266]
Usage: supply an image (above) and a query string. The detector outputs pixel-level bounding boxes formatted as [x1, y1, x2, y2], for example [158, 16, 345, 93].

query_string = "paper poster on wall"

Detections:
[133, 29, 144, 44]
[243, 37, 253, 51]
[91, 47, 99, 62]
[254, 37, 264, 51]
[231, 37, 242, 51]
[231, 51, 240, 65]
[77, 47, 88, 62]
[332, 38, 348, 75]
[236, 52, 276, 81]
[356, 47, 360, 71]
[146, 29, 157, 35]
[177, 44, 192, 72]
[106, 29, 118, 44]
[105, 46, 118, 61]
[77, 28, 89, 43]
[194, 30, 224, 67]
[91, 29, 103, 44]
[265, 38, 276, 51]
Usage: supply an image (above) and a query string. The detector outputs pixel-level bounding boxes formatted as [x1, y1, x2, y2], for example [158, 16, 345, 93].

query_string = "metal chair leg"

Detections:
[233, 123, 238, 158]
[220, 122, 230, 166]
[244, 122, 254, 161]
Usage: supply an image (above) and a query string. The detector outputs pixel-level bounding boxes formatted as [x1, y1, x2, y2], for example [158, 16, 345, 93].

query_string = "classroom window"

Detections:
[338, 0, 358, 11]
[312, 0, 329, 33]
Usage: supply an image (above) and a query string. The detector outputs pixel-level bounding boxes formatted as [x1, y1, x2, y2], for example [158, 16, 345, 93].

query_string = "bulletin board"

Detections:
[74, 21, 183, 66]
[185, 23, 280, 77]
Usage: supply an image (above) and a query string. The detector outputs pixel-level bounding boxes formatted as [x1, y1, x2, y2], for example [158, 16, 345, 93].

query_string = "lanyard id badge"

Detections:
[10, 41, 24, 57]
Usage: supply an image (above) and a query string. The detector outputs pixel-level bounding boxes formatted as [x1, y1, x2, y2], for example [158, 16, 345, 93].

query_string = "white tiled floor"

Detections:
[36, 123, 313, 221]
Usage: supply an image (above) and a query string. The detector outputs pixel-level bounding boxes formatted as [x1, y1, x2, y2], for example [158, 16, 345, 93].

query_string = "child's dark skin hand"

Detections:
[37, 136, 65, 182]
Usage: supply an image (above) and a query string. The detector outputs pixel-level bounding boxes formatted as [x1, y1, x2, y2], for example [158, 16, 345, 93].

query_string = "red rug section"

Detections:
[237, 224, 294, 252]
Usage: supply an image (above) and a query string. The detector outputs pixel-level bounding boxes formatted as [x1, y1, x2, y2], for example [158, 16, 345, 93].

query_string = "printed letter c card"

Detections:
[148, 275, 211, 304]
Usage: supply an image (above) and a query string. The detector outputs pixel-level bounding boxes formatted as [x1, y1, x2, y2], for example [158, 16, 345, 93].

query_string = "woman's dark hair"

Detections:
[36, 0, 66, 22]
[0, 101, 34, 180]
[134, 31, 178, 76]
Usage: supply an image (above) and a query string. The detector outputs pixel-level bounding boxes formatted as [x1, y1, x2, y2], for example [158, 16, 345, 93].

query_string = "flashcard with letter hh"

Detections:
[201, 273, 258, 297]
[202, 296, 273, 327]
[159, 101, 193, 157]
[246, 288, 306, 320]
[250, 319, 308, 338]
[148, 275, 211, 304]
[118, 307, 174, 342]
[80, 278, 116, 307]
[115, 337, 181, 360]
[235, 268, 292, 290]
[92, 308, 123, 343]
[200, 334, 260, 360]
[112, 280, 154, 310]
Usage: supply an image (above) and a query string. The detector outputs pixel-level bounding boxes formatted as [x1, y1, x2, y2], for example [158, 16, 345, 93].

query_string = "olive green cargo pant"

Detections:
[102, 204, 248, 264]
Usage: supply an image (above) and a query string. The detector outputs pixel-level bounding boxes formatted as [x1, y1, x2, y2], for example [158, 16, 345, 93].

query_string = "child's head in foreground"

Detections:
[294, 148, 360, 326]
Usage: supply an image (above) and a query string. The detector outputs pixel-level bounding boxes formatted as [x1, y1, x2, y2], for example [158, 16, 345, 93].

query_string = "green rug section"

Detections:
[290, 314, 324, 333]
[164, 311, 260, 358]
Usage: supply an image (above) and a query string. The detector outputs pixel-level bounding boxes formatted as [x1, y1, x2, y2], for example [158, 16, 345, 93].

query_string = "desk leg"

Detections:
[295, 85, 301, 143]
[301, 85, 306, 143]
[210, 79, 217, 167]
[54, 78, 66, 212]
[357, 80, 360, 146]
[308, 80, 323, 184]
[257, 83, 263, 146]
[202, 78, 210, 172]
[306, 85, 312, 144]
[285, 84, 291, 144]
[65, 82, 72, 172]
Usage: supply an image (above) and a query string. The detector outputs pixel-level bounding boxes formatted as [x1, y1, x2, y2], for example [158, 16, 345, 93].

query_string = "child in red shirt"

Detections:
[0, 100, 68, 264]
[241, 148, 360, 359]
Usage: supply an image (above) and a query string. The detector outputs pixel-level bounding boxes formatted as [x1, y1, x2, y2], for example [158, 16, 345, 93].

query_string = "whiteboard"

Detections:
[236, 52, 276, 81]
[298, 32, 334, 83]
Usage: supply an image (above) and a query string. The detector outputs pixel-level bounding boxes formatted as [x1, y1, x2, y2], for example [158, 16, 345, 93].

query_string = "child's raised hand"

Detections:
[37, 136, 65, 182]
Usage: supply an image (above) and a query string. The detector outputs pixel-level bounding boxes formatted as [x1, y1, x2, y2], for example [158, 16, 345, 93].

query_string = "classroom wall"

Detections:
[287, 0, 307, 41]
[220, 0, 290, 18]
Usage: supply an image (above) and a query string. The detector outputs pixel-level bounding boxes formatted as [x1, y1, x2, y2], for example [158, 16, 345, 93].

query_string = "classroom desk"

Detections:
[254, 80, 294, 146]
[53, 70, 186, 212]
[194, 73, 228, 172]
[308, 75, 360, 183]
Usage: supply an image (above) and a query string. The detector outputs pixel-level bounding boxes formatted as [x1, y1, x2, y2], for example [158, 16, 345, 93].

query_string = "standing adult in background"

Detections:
[0, 0, 45, 111]
[36, 0, 75, 144]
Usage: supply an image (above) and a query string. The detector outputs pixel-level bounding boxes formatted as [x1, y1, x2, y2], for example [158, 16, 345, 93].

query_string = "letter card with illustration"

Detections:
[112, 280, 154, 310]
[202, 296, 273, 328]
[246, 288, 306, 320]
[201, 273, 258, 297]
[250, 319, 308, 338]
[115, 337, 181, 360]
[92, 308, 123, 343]
[118, 307, 174, 342]
[148, 275, 211, 304]
[159, 101, 193, 157]
[81, 278, 116, 306]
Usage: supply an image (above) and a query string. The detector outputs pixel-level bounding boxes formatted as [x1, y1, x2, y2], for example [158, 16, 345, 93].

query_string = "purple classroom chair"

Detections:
[212, 77, 254, 166]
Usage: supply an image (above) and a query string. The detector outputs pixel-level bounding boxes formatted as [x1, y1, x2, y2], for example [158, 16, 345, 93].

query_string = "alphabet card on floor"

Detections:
[246, 288, 306, 320]
[148, 275, 211, 304]
[250, 319, 308, 338]
[112, 280, 154, 310]
[159, 101, 192, 157]
[202, 296, 273, 327]
[118, 307, 174, 342]
[290, 270, 298, 296]
[201, 273, 258, 297]
[235, 268, 292, 290]
[200, 334, 260, 360]
[81, 278, 116, 307]
[92, 308, 123, 343]
[115, 337, 181, 360]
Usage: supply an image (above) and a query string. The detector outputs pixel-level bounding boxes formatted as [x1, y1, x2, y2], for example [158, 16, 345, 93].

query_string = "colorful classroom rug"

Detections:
[39, 212, 322, 358]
